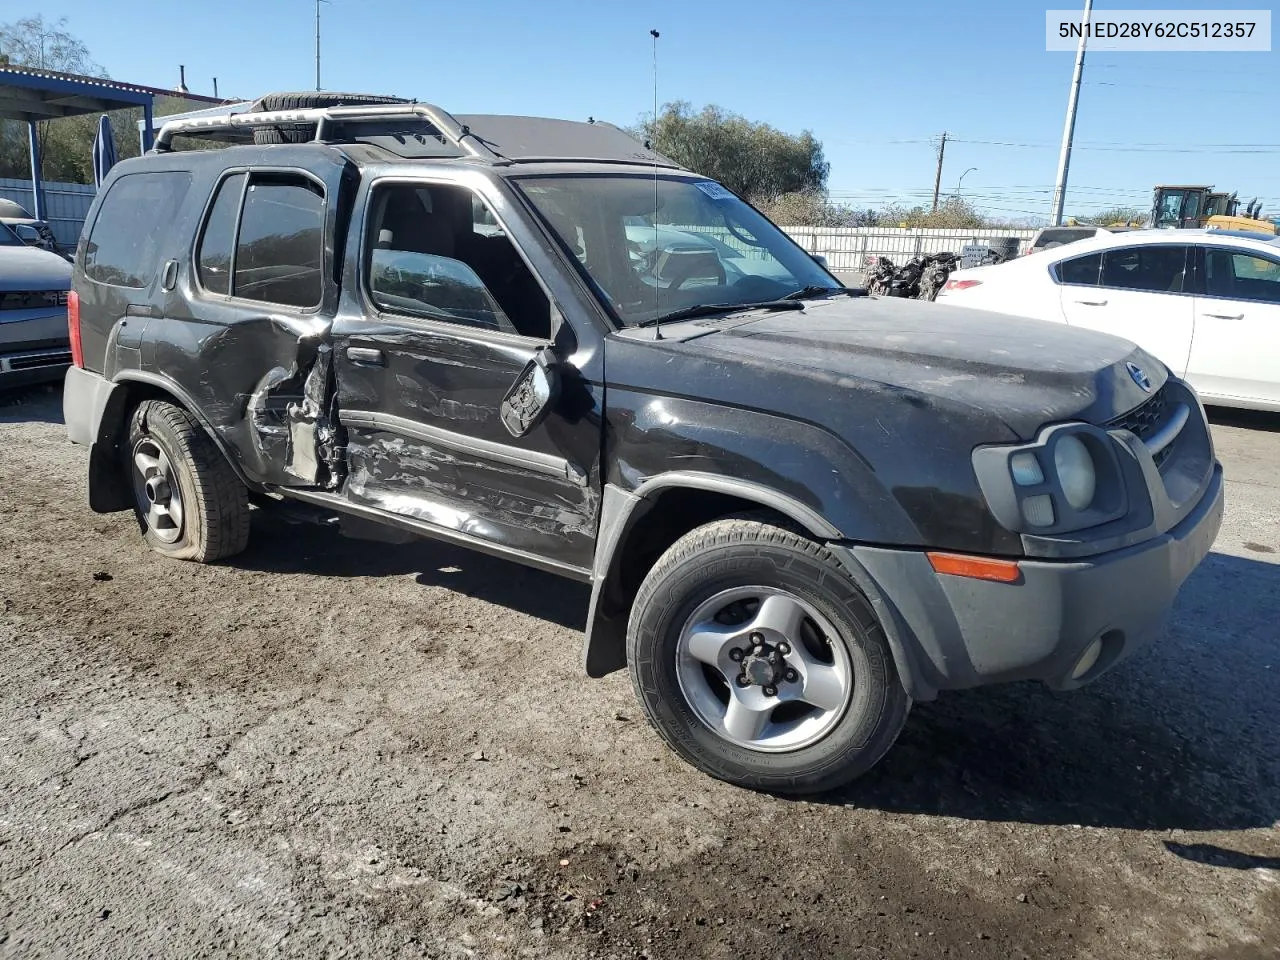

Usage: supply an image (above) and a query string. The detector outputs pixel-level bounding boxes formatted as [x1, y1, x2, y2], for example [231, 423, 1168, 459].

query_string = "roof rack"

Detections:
[154, 102, 500, 161]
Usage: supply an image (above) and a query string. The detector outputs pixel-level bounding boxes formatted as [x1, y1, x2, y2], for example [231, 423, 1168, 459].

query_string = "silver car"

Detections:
[0, 223, 73, 390]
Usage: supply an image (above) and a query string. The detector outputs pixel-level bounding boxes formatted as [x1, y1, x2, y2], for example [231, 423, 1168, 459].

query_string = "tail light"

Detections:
[943, 279, 983, 292]
[67, 289, 84, 368]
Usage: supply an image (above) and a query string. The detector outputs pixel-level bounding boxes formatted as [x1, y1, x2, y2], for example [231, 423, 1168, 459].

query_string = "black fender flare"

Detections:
[581, 471, 930, 700]
[84, 370, 255, 512]
[112, 370, 254, 484]
[582, 472, 843, 678]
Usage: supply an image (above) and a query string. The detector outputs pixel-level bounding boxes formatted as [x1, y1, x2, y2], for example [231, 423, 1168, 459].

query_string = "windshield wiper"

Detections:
[633, 299, 805, 328]
[783, 285, 866, 300]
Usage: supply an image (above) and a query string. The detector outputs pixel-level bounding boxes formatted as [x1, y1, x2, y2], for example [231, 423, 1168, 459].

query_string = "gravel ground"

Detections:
[1, 383, 1276, 960]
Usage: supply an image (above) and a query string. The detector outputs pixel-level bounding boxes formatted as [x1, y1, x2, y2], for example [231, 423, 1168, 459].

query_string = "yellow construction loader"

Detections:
[1150, 185, 1277, 234]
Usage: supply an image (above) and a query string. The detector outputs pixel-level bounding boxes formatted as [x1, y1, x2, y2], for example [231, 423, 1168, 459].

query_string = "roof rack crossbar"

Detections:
[154, 103, 500, 161]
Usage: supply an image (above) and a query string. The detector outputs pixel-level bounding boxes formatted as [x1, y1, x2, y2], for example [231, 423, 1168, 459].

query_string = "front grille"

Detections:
[7, 349, 71, 371]
[1106, 385, 1174, 467]
[0, 290, 68, 311]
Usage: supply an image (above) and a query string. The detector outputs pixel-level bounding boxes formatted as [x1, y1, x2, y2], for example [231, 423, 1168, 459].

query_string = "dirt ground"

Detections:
[1, 383, 1277, 960]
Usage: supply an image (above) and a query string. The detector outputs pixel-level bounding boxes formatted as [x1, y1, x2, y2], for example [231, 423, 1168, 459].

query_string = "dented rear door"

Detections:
[150, 153, 353, 489]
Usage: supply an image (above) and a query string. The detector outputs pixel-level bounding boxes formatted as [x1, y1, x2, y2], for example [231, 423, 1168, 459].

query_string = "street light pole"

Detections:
[315, 0, 330, 91]
[1050, 0, 1093, 226]
[957, 167, 978, 197]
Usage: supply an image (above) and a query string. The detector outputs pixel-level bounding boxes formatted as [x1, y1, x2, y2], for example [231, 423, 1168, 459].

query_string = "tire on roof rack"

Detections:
[249, 91, 408, 144]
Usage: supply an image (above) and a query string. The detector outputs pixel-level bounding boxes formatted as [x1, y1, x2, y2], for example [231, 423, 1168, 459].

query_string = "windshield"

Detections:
[515, 175, 838, 327]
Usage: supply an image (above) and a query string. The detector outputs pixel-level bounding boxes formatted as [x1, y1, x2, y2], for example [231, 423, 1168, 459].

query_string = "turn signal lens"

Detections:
[943, 279, 982, 291]
[927, 552, 1021, 583]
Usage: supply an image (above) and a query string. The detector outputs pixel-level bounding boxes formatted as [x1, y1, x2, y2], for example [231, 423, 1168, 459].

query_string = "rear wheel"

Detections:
[126, 400, 250, 562]
[627, 516, 910, 794]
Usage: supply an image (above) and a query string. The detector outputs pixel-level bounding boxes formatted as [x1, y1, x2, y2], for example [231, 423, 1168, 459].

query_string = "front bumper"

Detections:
[832, 463, 1224, 700]
[0, 312, 70, 390]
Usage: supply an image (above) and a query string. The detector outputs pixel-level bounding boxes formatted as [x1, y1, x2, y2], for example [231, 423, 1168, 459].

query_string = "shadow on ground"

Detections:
[0, 383, 64, 424]
[830, 551, 1279, 832]
[229, 508, 589, 631]
[1165, 842, 1280, 870]
[233, 498, 1279, 835]
[1207, 405, 1280, 433]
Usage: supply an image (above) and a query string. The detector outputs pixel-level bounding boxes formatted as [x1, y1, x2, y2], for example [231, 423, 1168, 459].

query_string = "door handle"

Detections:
[161, 258, 178, 292]
[1074, 299, 1108, 307]
[1203, 312, 1244, 320]
[346, 347, 386, 366]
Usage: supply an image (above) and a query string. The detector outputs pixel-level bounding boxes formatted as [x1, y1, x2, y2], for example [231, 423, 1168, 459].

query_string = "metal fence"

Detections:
[0, 177, 1037, 272]
[779, 226, 1037, 271]
[0, 178, 97, 247]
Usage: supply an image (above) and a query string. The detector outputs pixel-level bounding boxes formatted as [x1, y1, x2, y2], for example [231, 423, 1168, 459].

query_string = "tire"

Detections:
[627, 515, 910, 795]
[126, 400, 250, 562]
[249, 91, 407, 144]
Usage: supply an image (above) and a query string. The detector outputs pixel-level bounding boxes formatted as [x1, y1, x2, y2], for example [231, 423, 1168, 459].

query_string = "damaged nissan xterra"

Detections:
[64, 93, 1224, 794]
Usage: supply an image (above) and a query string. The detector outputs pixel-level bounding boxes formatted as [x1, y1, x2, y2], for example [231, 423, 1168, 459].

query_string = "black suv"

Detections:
[64, 93, 1224, 794]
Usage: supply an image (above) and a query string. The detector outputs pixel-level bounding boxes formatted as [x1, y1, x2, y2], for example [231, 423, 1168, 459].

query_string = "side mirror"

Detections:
[500, 347, 560, 438]
[811, 253, 830, 269]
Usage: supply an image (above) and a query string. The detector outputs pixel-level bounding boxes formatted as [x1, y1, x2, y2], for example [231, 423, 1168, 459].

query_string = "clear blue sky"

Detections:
[25, 0, 1280, 223]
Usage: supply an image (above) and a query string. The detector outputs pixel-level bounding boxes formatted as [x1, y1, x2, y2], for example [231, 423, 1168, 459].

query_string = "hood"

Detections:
[683, 295, 1163, 439]
[0, 244, 73, 291]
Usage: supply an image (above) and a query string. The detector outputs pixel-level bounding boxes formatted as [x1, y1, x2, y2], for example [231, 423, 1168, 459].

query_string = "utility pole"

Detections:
[1050, 0, 1093, 225]
[931, 132, 948, 213]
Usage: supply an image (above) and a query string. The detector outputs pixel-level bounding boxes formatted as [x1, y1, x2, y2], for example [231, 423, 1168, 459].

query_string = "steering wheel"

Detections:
[667, 256, 727, 291]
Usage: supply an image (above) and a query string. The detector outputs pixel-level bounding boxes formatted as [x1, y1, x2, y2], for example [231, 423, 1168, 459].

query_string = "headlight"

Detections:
[1053, 434, 1096, 510]
[971, 423, 1127, 536]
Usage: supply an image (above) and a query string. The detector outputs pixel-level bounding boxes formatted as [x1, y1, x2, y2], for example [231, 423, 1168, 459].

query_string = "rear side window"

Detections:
[1101, 245, 1188, 294]
[194, 172, 325, 308]
[234, 177, 324, 308]
[196, 173, 245, 295]
[1055, 252, 1101, 286]
[1034, 228, 1095, 250]
[85, 172, 191, 288]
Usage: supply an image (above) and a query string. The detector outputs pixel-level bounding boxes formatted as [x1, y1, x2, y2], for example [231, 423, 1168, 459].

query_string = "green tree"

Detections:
[0, 18, 212, 183]
[637, 102, 829, 203]
[875, 197, 989, 229]
[1072, 207, 1147, 227]
[0, 15, 105, 74]
[0, 16, 109, 183]
[755, 189, 877, 227]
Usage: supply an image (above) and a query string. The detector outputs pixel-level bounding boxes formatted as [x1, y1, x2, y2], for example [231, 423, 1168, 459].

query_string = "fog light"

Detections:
[1021, 494, 1055, 527]
[1071, 638, 1103, 680]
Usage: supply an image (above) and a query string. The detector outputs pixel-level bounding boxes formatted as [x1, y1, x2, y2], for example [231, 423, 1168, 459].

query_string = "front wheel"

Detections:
[627, 516, 910, 794]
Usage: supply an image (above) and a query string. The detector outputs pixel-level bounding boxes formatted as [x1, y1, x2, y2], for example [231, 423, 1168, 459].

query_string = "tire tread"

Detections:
[626, 514, 910, 794]
[128, 400, 250, 562]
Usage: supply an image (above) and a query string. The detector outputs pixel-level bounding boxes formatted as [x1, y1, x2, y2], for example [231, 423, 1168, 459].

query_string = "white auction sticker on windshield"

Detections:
[694, 181, 736, 200]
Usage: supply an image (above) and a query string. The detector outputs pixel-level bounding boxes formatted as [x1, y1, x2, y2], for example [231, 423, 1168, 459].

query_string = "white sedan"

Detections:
[936, 228, 1280, 412]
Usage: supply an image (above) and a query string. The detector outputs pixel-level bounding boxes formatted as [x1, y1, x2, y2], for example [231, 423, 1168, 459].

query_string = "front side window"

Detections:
[1100, 245, 1187, 294]
[364, 182, 550, 338]
[1204, 248, 1280, 303]
[515, 175, 838, 327]
[0, 223, 23, 246]
[233, 175, 325, 308]
[85, 172, 191, 288]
